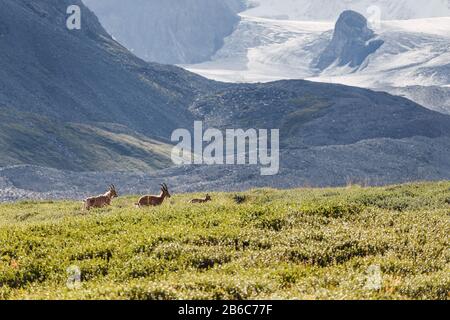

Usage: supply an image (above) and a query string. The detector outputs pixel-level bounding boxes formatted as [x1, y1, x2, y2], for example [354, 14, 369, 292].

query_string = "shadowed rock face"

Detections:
[82, 0, 243, 64]
[0, 0, 216, 134]
[0, 0, 217, 171]
[315, 10, 384, 70]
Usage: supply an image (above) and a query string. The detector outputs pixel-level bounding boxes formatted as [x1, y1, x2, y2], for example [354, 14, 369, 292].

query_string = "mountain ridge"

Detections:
[1, 0, 450, 192]
[315, 10, 384, 70]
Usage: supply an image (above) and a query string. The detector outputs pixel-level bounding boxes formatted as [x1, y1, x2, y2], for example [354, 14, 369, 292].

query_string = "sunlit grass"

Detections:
[0, 182, 449, 300]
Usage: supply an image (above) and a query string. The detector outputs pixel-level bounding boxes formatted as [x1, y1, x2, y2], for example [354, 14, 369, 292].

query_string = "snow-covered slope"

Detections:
[245, 0, 450, 21]
[309, 17, 450, 114]
[313, 17, 450, 87]
[184, 15, 333, 82]
[82, 0, 449, 113]
[185, 15, 449, 85]
[184, 14, 450, 113]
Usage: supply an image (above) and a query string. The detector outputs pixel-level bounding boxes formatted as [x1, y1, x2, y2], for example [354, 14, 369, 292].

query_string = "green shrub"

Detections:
[0, 181, 448, 299]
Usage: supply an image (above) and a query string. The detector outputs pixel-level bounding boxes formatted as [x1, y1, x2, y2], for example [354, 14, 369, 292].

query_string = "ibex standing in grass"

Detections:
[189, 194, 212, 204]
[83, 185, 118, 211]
[136, 183, 171, 207]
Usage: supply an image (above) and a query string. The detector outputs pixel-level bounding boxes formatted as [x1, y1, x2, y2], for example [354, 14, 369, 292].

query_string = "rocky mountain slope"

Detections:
[1, 0, 450, 199]
[314, 10, 384, 70]
[386, 86, 450, 115]
[192, 80, 450, 147]
[3, 133, 450, 202]
[0, 0, 215, 171]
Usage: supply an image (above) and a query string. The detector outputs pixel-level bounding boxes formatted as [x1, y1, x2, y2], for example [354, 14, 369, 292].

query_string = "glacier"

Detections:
[183, 13, 450, 113]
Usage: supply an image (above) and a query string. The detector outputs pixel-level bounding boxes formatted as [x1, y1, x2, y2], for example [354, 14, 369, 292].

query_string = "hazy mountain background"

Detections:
[82, 0, 450, 65]
[82, 1, 450, 114]
[82, 0, 246, 64]
[183, 2, 450, 114]
[244, 0, 450, 21]
[1, 0, 450, 201]
[0, 0, 215, 172]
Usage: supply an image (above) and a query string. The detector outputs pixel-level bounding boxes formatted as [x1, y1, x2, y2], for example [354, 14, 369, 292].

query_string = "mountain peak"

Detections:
[315, 10, 384, 70]
[335, 10, 373, 37]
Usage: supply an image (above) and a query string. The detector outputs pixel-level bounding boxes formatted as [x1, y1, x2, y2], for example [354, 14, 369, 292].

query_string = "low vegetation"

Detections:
[0, 182, 449, 300]
[0, 107, 173, 172]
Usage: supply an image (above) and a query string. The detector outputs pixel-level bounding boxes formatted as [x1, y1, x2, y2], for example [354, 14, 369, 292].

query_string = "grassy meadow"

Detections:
[0, 182, 449, 300]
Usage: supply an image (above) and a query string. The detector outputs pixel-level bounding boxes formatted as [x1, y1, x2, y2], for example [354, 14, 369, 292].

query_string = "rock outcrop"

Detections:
[315, 10, 384, 70]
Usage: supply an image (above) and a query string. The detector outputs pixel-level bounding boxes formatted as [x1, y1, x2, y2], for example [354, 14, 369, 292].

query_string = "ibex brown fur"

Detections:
[84, 185, 118, 211]
[189, 194, 212, 204]
[136, 183, 171, 207]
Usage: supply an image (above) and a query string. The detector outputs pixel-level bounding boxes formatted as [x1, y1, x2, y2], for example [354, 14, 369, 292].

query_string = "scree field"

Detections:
[0, 182, 449, 300]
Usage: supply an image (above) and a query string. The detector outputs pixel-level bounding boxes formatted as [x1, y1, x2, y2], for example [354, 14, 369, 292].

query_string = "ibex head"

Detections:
[160, 183, 171, 198]
[109, 184, 118, 198]
[205, 194, 211, 201]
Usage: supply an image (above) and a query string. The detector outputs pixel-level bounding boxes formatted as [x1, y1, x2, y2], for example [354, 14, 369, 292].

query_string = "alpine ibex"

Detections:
[189, 194, 212, 204]
[83, 185, 118, 210]
[136, 183, 171, 207]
